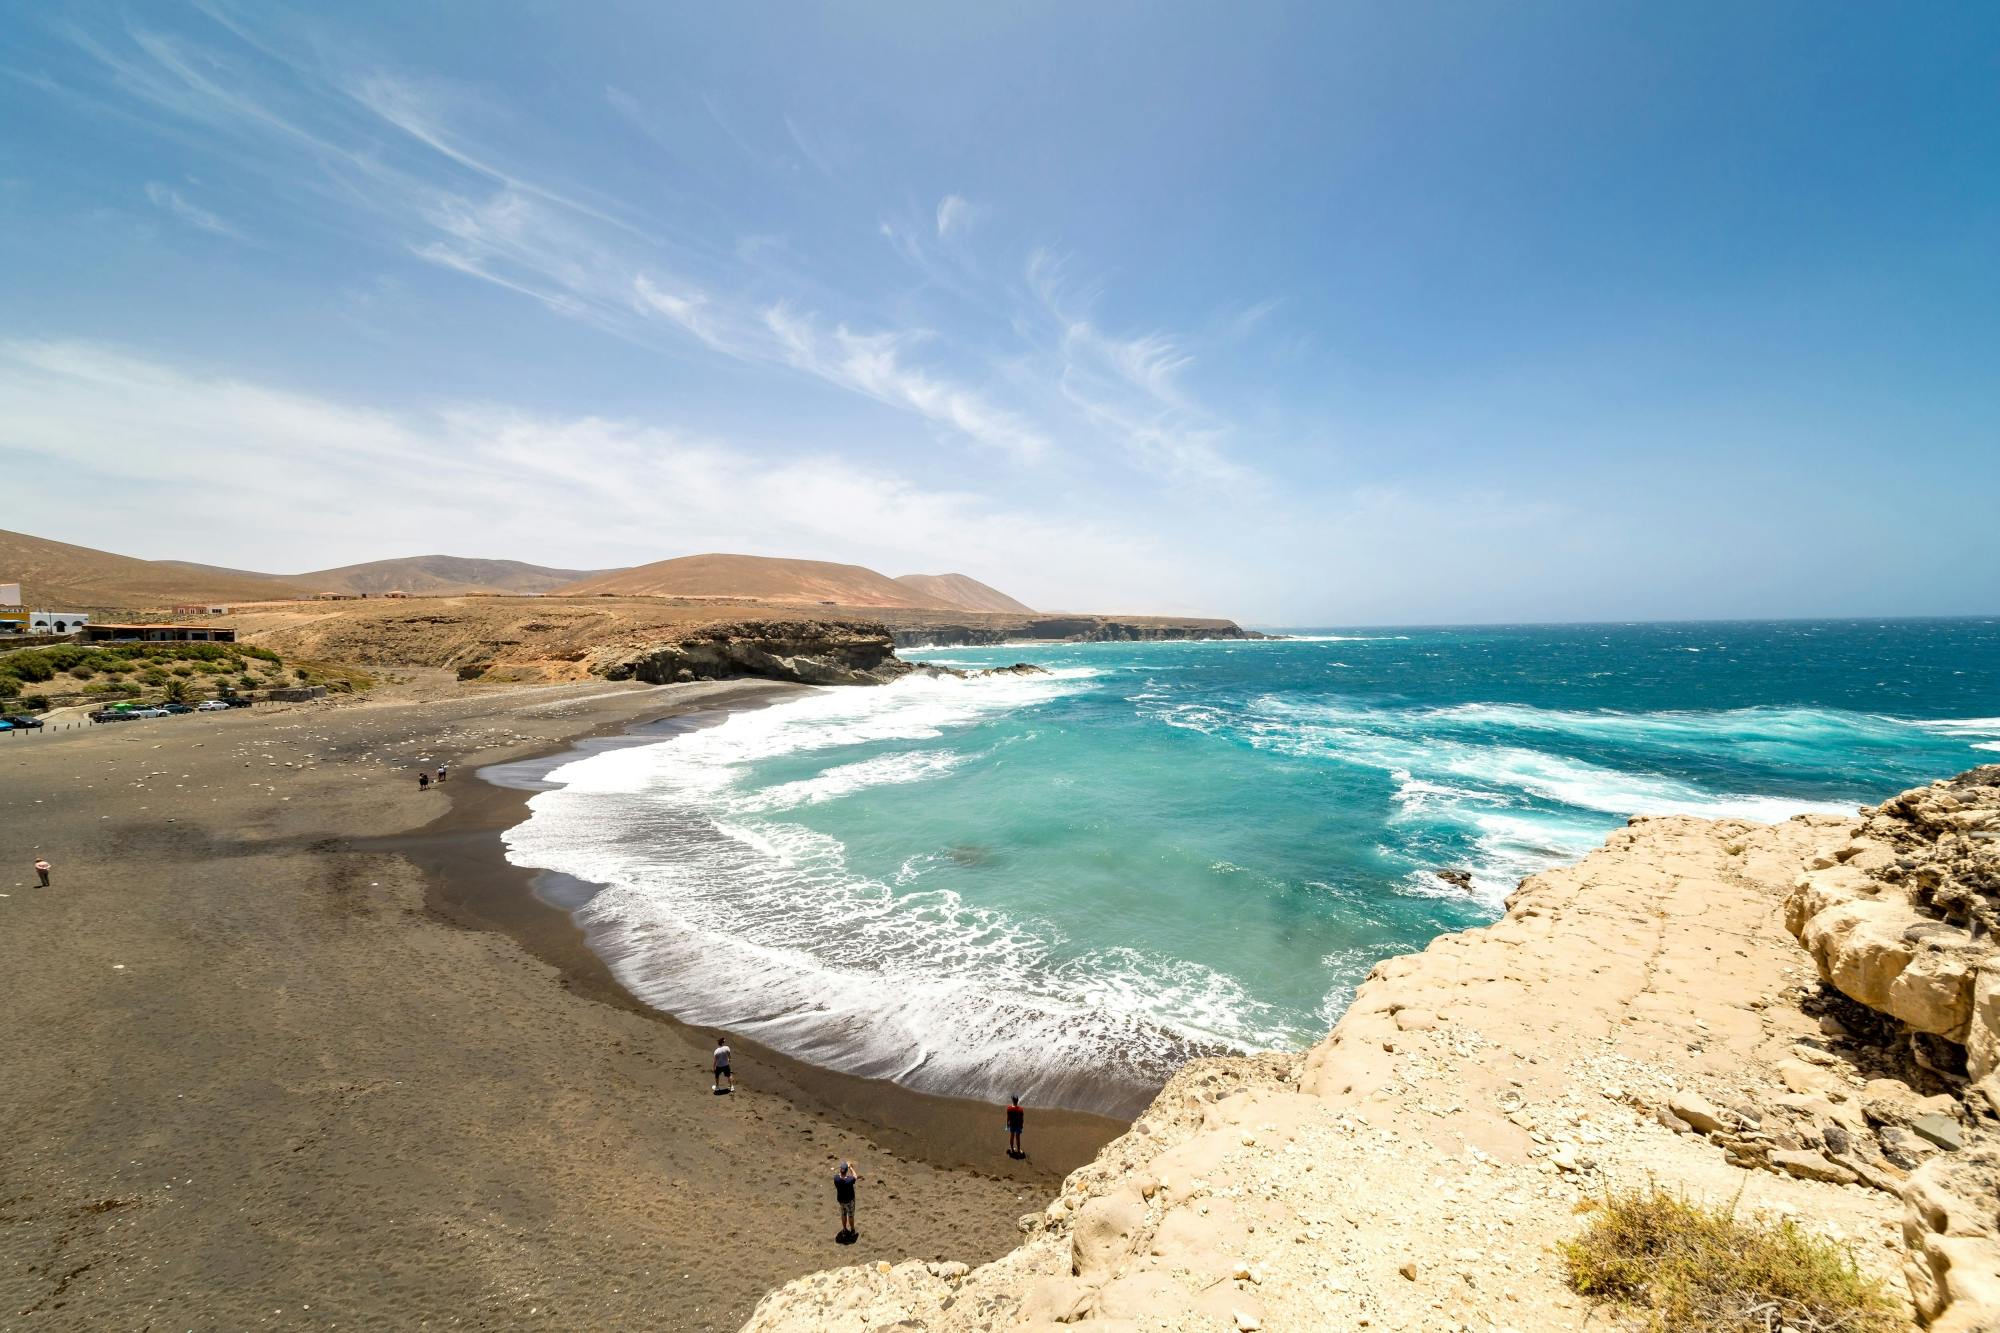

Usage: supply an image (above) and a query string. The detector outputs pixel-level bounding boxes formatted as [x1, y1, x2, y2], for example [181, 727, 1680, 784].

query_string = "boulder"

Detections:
[1771, 1149, 1858, 1185]
[1667, 1092, 1728, 1135]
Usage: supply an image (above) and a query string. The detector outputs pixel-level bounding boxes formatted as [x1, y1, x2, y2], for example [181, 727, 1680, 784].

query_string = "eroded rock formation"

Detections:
[1786, 768, 2000, 1106]
[595, 619, 1050, 689]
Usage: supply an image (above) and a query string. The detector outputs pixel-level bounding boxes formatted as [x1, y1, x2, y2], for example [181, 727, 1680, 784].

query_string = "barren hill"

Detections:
[893, 572, 1033, 614]
[557, 554, 957, 608]
[0, 528, 308, 608]
[290, 555, 611, 597]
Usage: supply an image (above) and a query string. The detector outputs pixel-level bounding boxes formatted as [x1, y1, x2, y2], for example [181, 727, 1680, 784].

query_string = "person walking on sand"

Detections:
[712, 1036, 733, 1093]
[833, 1161, 862, 1237]
[437, 764, 448, 784]
[1006, 1094, 1026, 1158]
[34, 858, 51, 887]
[418, 770, 430, 793]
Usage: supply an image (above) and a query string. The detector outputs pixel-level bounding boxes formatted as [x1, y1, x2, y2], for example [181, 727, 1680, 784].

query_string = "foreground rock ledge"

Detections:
[743, 777, 2000, 1332]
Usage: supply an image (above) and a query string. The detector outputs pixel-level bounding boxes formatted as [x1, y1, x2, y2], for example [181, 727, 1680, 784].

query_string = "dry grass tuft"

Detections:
[1561, 1185, 1900, 1333]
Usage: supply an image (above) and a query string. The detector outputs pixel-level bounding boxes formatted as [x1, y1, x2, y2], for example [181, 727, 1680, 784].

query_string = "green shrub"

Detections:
[1562, 1186, 1898, 1333]
[0, 678, 18, 699]
[2, 655, 54, 683]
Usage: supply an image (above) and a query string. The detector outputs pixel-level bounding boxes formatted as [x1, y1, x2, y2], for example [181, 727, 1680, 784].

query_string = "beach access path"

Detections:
[0, 674, 1120, 1330]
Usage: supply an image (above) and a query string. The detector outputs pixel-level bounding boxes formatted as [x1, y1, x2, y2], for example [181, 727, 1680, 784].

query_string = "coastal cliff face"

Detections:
[1783, 768, 2000, 1330]
[744, 776, 2000, 1333]
[597, 619, 915, 687]
[594, 619, 1055, 688]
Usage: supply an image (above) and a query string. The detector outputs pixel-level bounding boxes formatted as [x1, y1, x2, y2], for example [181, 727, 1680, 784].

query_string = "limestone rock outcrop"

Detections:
[1785, 768, 2000, 1108]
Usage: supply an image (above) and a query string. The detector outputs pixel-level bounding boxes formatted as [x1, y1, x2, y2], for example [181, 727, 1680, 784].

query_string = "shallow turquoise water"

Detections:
[505, 618, 1999, 1113]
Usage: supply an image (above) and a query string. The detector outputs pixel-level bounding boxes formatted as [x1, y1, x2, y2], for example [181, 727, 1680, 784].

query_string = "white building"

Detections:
[27, 611, 89, 634]
[0, 582, 20, 606]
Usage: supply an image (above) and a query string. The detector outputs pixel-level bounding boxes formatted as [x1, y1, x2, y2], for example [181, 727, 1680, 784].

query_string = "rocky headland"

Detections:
[743, 771, 2000, 1333]
[596, 619, 1050, 688]
[883, 613, 1270, 649]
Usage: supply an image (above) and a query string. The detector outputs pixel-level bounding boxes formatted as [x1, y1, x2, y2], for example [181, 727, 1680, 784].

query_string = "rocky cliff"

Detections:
[744, 775, 2000, 1333]
[595, 619, 1051, 689]
[597, 619, 915, 686]
[1784, 767, 2000, 1330]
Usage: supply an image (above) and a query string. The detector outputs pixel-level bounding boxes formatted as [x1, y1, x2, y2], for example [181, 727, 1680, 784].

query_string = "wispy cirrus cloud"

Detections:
[1022, 248, 1251, 487]
[936, 193, 973, 238]
[143, 180, 245, 239]
[39, 7, 1284, 492]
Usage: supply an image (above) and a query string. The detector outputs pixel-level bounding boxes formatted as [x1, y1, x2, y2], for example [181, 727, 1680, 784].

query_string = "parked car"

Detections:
[158, 703, 195, 715]
[91, 708, 141, 722]
[126, 707, 171, 719]
[195, 700, 230, 712]
[1, 714, 44, 729]
[225, 696, 254, 708]
[0, 719, 12, 730]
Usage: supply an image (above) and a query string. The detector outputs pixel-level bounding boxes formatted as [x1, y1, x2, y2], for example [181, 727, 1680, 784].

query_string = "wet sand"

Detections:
[0, 676, 1124, 1330]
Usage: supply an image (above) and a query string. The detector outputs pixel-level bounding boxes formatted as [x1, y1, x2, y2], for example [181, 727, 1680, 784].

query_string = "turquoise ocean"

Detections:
[502, 619, 2000, 1114]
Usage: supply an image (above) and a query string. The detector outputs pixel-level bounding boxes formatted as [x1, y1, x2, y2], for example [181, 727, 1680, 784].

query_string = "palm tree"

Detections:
[163, 677, 191, 704]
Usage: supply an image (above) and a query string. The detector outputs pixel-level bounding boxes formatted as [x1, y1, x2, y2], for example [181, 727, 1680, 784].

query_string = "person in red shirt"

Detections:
[1006, 1095, 1025, 1159]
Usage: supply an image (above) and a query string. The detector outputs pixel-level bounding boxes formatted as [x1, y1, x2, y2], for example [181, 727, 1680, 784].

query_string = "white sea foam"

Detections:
[505, 668, 1262, 1114]
[1152, 693, 1894, 898]
[1269, 634, 1412, 642]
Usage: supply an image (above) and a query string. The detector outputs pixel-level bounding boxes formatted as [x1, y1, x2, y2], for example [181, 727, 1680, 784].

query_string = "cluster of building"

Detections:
[0, 582, 90, 636]
[0, 582, 236, 642]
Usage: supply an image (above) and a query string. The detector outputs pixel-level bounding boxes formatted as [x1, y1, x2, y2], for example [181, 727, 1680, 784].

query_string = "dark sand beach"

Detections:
[0, 675, 1123, 1330]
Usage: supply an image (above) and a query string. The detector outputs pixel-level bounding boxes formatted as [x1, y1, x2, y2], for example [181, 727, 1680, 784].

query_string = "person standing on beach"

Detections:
[437, 764, 448, 784]
[418, 770, 430, 792]
[712, 1036, 732, 1093]
[833, 1161, 861, 1237]
[1006, 1094, 1026, 1158]
[34, 858, 51, 887]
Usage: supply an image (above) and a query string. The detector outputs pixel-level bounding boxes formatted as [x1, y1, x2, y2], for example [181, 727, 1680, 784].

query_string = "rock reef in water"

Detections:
[596, 619, 1048, 688]
[744, 771, 2000, 1333]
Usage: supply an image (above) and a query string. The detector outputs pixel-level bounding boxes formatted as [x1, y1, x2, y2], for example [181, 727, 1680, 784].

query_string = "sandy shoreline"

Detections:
[0, 676, 1122, 1329]
[375, 691, 1130, 1176]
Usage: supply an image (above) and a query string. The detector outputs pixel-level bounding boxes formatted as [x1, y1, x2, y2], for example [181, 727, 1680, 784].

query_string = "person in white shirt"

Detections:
[712, 1036, 733, 1093]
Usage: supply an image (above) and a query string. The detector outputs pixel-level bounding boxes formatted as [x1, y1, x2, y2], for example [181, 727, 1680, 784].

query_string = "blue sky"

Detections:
[1, 2, 1995, 623]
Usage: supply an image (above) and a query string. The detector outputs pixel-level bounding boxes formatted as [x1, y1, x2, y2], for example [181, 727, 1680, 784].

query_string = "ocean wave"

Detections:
[733, 749, 968, 812]
[503, 663, 1271, 1113]
[1269, 634, 1412, 642]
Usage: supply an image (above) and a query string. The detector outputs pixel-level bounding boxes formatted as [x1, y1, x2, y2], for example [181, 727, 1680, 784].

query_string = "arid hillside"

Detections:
[0, 529, 309, 608]
[894, 572, 1034, 614]
[288, 555, 611, 596]
[221, 596, 1254, 680]
[557, 554, 959, 608]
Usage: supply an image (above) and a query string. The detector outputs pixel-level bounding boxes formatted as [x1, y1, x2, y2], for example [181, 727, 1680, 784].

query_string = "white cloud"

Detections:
[0, 341, 1171, 605]
[763, 305, 1049, 463]
[49, 15, 1284, 522]
[936, 193, 972, 237]
[143, 180, 246, 238]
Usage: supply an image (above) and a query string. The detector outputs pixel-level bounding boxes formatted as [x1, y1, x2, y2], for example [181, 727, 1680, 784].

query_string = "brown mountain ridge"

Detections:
[2, 530, 1033, 615]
